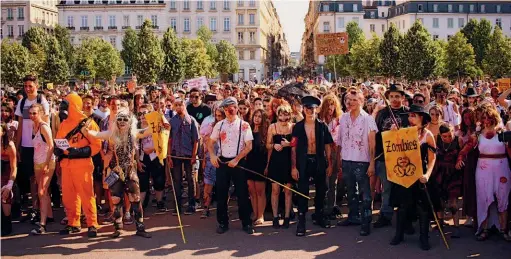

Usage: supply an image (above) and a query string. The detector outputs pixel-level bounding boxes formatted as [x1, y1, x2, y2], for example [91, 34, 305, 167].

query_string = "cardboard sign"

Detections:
[145, 111, 169, 165]
[497, 78, 510, 92]
[54, 139, 70, 150]
[382, 127, 423, 188]
[316, 32, 349, 56]
[185, 76, 208, 91]
[46, 83, 54, 90]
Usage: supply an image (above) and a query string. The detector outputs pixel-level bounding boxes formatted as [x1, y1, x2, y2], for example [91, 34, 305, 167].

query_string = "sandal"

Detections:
[476, 229, 489, 241]
[500, 229, 511, 242]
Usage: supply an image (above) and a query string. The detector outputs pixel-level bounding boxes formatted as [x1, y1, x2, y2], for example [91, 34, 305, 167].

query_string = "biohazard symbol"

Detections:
[393, 156, 416, 177]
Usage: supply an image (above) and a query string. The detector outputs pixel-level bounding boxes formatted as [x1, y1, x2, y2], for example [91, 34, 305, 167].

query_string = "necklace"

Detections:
[442, 140, 453, 152]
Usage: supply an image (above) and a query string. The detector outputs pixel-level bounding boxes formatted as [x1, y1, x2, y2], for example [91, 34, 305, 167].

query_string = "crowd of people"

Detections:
[1, 74, 511, 251]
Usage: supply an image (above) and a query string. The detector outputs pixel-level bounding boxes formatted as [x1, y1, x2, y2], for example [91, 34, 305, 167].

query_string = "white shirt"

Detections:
[93, 108, 110, 121]
[15, 97, 50, 147]
[426, 100, 461, 128]
[210, 117, 253, 158]
[337, 108, 378, 163]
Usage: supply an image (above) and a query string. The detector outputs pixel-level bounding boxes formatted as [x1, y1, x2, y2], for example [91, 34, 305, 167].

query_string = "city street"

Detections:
[2, 200, 510, 259]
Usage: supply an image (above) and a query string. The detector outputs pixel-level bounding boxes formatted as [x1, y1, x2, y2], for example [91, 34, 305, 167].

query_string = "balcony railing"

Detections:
[94, 26, 104, 30]
[7, 17, 14, 21]
[80, 26, 89, 31]
[108, 26, 117, 30]
[18, 17, 24, 20]
[67, 26, 75, 30]
[122, 25, 131, 29]
[135, 26, 141, 29]
[152, 25, 159, 29]
[7, 35, 14, 38]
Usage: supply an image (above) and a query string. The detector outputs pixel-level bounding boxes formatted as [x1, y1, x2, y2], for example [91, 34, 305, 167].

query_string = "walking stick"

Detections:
[423, 183, 450, 250]
[167, 158, 187, 244]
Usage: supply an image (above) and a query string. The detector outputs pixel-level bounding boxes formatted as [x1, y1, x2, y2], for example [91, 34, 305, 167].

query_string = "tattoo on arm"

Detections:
[291, 146, 297, 169]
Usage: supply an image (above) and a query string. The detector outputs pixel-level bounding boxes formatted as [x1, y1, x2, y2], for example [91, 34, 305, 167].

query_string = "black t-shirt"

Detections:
[186, 103, 211, 125]
[375, 106, 409, 162]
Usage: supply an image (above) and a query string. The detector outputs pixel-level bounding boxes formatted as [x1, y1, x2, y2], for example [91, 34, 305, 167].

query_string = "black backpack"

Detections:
[20, 94, 43, 112]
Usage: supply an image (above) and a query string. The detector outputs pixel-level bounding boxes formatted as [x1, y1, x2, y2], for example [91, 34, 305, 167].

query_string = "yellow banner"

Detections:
[46, 83, 54, 90]
[382, 126, 423, 188]
[497, 78, 510, 92]
[145, 111, 169, 165]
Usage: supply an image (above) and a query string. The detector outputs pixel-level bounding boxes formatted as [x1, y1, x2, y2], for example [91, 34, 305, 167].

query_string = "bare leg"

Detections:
[284, 184, 292, 218]
[203, 184, 213, 208]
[271, 184, 280, 218]
[37, 167, 54, 225]
[255, 181, 266, 221]
[30, 176, 39, 210]
[247, 180, 258, 221]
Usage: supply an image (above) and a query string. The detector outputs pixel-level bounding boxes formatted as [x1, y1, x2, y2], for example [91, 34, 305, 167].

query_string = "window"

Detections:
[224, 17, 230, 31]
[18, 25, 24, 37]
[67, 16, 74, 27]
[210, 1, 216, 10]
[381, 12, 385, 17]
[470, 5, 474, 13]
[239, 50, 244, 60]
[323, 4, 329, 12]
[123, 15, 129, 27]
[18, 7, 24, 19]
[448, 4, 452, 13]
[458, 18, 465, 28]
[109, 36, 116, 46]
[238, 69, 244, 80]
[169, 0, 176, 10]
[137, 15, 143, 27]
[184, 18, 190, 32]
[170, 18, 177, 31]
[223, 0, 230, 10]
[238, 32, 243, 43]
[249, 31, 255, 43]
[448, 18, 453, 28]
[197, 17, 204, 28]
[249, 0, 255, 7]
[381, 24, 385, 32]
[109, 15, 116, 27]
[370, 11, 375, 18]
[210, 17, 217, 31]
[7, 8, 13, 19]
[323, 22, 330, 32]
[95, 15, 102, 27]
[496, 18, 502, 29]
[433, 18, 439, 28]
[433, 4, 438, 12]
[237, 0, 243, 7]
[370, 24, 375, 32]
[481, 5, 485, 13]
[433, 35, 439, 40]
[249, 14, 255, 25]
[238, 14, 244, 25]
[352, 17, 359, 25]
[447, 35, 453, 40]
[353, 4, 358, 12]
[7, 25, 13, 37]
[497, 5, 501, 13]
[338, 4, 343, 12]
[151, 15, 157, 26]
[197, 0, 203, 10]
[183, 0, 189, 10]
[337, 17, 345, 28]
[459, 4, 463, 13]
[418, 4, 423, 12]
[250, 50, 255, 59]
[81, 15, 88, 27]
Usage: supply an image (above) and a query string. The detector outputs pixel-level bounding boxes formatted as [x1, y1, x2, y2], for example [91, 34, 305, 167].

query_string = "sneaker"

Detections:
[31, 223, 46, 235]
[200, 209, 210, 219]
[184, 206, 196, 215]
[373, 216, 391, 228]
[216, 224, 229, 234]
[59, 226, 81, 235]
[243, 225, 255, 234]
[30, 210, 40, 225]
[136, 229, 152, 238]
[124, 212, 134, 225]
[87, 226, 98, 238]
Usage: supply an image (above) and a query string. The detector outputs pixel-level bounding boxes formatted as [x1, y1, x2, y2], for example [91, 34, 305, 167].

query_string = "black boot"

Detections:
[390, 208, 406, 245]
[111, 222, 122, 238]
[135, 222, 152, 238]
[418, 207, 431, 251]
[360, 217, 371, 236]
[296, 213, 306, 237]
[272, 217, 280, 229]
[282, 218, 290, 229]
[1, 210, 12, 236]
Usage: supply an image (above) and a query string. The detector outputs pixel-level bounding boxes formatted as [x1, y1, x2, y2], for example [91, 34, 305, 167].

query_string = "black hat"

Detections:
[403, 104, 431, 124]
[177, 89, 186, 94]
[301, 95, 321, 108]
[385, 84, 406, 96]
[204, 94, 217, 103]
[463, 87, 478, 97]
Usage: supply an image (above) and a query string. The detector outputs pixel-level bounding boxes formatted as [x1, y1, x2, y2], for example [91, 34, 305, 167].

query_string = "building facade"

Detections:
[302, 0, 511, 69]
[1, 0, 59, 41]
[57, 0, 289, 82]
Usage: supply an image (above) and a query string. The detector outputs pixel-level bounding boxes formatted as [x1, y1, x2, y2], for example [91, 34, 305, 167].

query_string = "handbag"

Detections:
[104, 149, 125, 188]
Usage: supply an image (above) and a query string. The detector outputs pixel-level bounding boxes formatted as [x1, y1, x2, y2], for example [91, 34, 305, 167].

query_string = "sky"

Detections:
[273, 0, 310, 53]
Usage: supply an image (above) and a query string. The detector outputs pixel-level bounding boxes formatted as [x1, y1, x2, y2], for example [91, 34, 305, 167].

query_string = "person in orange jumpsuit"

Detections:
[55, 93, 101, 237]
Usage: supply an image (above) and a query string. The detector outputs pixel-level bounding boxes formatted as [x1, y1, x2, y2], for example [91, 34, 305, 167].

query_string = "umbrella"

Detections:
[277, 83, 308, 99]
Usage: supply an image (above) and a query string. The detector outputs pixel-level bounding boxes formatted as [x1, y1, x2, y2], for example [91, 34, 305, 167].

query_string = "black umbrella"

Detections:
[277, 83, 308, 99]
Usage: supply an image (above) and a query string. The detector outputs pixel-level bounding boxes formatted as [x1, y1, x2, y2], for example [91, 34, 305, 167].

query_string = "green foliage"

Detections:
[216, 40, 239, 75]
[197, 25, 213, 43]
[349, 35, 382, 79]
[161, 27, 185, 83]
[132, 20, 164, 84]
[74, 37, 124, 81]
[483, 26, 511, 78]
[44, 36, 69, 84]
[325, 21, 366, 79]
[120, 27, 138, 74]
[28, 43, 47, 81]
[400, 21, 438, 82]
[54, 24, 74, 74]
[431, 39, 447, 78]
[461, 19, 492, 67]
[346, 21, 365, 49]
[379, 23, 401, 78]
[21, 27, 48, 52]
[1, 41, 31, 87]
[181, 38, 213, 79]
[445, 32, 477, 79]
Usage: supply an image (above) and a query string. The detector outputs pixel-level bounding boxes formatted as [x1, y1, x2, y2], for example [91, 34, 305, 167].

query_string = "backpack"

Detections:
[20, 94, 43, 113]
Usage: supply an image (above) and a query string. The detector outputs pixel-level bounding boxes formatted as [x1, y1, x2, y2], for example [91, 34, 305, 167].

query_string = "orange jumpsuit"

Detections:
[56, 94, 101, 228]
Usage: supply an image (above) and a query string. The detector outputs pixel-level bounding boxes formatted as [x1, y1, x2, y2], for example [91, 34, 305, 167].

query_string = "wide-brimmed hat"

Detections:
[463, 87, 478, 97]
[385, 84, 406, 96]
[403, 104, 431, 124]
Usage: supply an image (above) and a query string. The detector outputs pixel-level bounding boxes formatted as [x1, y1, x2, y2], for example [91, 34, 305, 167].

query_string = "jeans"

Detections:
[172, 157, 196, 209]
[342, 160, 372, 222]
[324, 151, 338, 215]
[376, 160, 393, 220]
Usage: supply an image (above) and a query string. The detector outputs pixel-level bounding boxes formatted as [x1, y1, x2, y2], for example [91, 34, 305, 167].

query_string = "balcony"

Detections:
[7, 17, 13, 21]
[152, 25, 159, 29]
[7, 35, 14, 38]
[80, 26, 89, 31]
[135, 26, 141, 29]
[249, 40, 256, 44]
[122, 25, 131, 29]
[67, 26, 75, 30]
[18, 17, 24, 21]
[108, 26, 117, 30]
[94, 26, 104, 30]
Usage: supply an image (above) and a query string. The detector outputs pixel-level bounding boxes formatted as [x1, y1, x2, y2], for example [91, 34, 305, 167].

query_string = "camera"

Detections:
[497, 131, 511, 142]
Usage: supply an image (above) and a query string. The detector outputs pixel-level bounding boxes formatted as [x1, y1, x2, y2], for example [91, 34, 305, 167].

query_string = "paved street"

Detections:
[2, 200, 510, 259]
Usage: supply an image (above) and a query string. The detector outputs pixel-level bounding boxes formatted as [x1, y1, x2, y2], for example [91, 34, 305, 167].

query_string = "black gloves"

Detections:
[67, 146, 92, 159]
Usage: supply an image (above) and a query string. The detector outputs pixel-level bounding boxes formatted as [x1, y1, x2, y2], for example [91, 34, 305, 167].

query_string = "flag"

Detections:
[144, 111, 170, 165]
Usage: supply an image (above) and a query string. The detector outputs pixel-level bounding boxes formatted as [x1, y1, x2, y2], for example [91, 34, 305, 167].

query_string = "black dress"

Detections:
[246, 131, 267, 182]
[268, 125, 292, 184]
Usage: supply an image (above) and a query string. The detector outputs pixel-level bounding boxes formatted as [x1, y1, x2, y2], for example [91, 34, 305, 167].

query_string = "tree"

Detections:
[181, 38, 213, 79]
[216, 40, 239, 80]
[462, 18, 492, 67]
[197, 25, 213, 43]
[346, 21, 365, 49]
[483, 26, 511, 79]
[400, 21, 438, 82]
[160, 27, 185, 83]
[74, 38, 100, 81]
[379, 23, 401, 78]
[197, 25, 218, 75]
[132, 20, 163, 84]
[445, 32, 477, 80]
[1, 41, 31, 87]
[349, 35, 382, 79]
[431, 39, 447, 78]
[325, 21, 365, 79]
[22, 27, 48, 51]
[120, 27, 138, 75]
[95, 40, 124, 81]
[44, 36, 69, 84]
[54, 24, 74, 74]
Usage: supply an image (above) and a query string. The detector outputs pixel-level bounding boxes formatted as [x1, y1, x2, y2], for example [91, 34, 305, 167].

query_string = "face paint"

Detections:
[58, 100, 69, 121]
[226, 106, 237, 116]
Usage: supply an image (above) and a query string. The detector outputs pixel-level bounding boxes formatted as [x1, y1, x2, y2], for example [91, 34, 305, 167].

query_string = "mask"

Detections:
[58, 100, 69, 121]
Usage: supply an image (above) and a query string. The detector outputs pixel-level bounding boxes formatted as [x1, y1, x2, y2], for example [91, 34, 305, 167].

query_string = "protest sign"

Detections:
[316, 32, 349, 56]
[185, 76, 208, 90]
[54, 139, 70, 150]
[145, 112, 169, 165]
[497, 78, 510, 92]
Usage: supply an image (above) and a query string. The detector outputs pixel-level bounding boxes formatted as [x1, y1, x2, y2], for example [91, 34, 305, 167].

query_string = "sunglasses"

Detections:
[29, 112, 38, 115]
[137, 112, 148, 117]
[190, 95, 200, 99]
[414, 100, 424, 104]
[117, 118, 129, 122]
